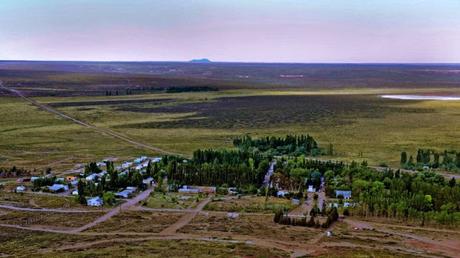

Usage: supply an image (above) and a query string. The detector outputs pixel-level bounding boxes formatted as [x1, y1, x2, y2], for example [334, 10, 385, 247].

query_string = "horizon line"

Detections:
[1, 59, 460, 65]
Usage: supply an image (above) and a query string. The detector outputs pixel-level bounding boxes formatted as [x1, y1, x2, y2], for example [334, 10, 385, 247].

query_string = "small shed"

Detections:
[87, 196, 103, 207]
[335, 190, 352, 199]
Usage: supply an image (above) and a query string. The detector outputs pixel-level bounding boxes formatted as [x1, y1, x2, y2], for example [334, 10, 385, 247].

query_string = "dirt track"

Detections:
[0, 81, 179, 156]
[0, 204, 102, 213]
[73, 186, 154, 233]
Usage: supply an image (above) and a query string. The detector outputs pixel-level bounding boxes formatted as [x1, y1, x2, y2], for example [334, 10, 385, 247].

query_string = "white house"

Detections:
[276, 190, 289, 197]
[142, 177, 154, 186]
[16, 185, 26, 193]
[151, 157, 162, 163]
[72, 190, 79, 196]
[335, 190, 352, 200]
[87, 196, 103, 207]
[85, 173, 97, 181]
[30, 176, 41, 182]
[307, 185, 315, 193]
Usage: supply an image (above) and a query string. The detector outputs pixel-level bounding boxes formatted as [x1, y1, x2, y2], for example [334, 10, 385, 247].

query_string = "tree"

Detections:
[449, 177, 456, 188]
[77, 180, 86, 204]
[400, 151, 407, 164]
[103, 192, 116, 206]
[327, 144, 334, 156]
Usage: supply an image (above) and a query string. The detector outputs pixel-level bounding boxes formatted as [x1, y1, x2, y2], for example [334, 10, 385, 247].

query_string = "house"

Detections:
[228, 187, 238, 195]
[178, 185, 200, 194]
[277, 190, 289, 197]
[48, 184, 69, 193]
[292, 198, 300, 205]
[134, 156, 148, 164]
[307, 185, 316, 193]
[87, 196, 103, 207]
[85, 173, 97, 181]
[115, 187, 137, 198]
[66, 176, 77, 182]
[178, 185, 216, 194]
[16, 185, 26, 193]
[121, 162, 133, 169]
[142, 177, 154, 186]
[151, 157, 162, 163]
[115, 190, 132, 198]
[227, 212, 239, 219]
[71, 190, 79, 196]
[96, 162, 106, 167]
[30, 176, 41, 182]
[335, 190, 352, 200]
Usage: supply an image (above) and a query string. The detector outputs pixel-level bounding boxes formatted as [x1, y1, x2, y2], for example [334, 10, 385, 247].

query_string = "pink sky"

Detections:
[1, 0, 460, 62]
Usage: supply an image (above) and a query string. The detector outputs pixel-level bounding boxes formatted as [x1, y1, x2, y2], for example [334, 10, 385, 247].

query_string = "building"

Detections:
[178, 185, 216, 194]
[66, 176, 77, 182]
[16, 185, 26, 193]
[134, 156, 148, 164]
[277, 190, 289, 197]
[142, 177, 154, 186]
[307, 185, 316, 193]
[85, 173, 97, 181]
[87, 196, 103, 207]
[48, 184, 69, 193]
[115, 187, 137, 198]
[30, 176, 41, 182]
[335, 190, 352, 199]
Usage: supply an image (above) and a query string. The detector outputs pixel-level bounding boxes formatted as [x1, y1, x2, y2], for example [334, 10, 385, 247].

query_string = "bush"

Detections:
[343, 208, 350, 216]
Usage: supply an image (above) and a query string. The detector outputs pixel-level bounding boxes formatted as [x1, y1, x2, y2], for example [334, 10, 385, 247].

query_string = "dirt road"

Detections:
[73, 186, 154, 233]
[0, 204, 102, 213]
[0, 81, 178, 156]
[159, 196, 212, 235]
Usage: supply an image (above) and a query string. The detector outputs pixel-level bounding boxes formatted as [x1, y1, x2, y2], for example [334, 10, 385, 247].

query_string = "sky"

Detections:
[1, 0, 460, 63]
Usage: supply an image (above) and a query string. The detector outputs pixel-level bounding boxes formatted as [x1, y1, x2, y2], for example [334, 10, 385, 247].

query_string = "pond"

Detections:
[381, 95, 460, 101]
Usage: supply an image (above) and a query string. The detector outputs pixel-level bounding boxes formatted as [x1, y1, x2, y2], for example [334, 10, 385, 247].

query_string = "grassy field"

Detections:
[2, 87, 460, 170]
[0, 192, 87, 209]
[179, 212, 318, 243]
[144, 192, 204, 209]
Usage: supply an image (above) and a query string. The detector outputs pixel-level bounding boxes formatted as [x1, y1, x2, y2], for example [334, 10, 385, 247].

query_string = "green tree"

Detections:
[400, 151, 407, 164]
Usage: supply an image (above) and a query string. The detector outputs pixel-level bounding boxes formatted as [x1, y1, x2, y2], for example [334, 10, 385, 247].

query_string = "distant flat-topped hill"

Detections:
[189, 58, 211, 63]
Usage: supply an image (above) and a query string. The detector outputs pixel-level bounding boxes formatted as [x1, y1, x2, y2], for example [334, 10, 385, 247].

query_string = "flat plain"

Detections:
[1, 62, 460, 257]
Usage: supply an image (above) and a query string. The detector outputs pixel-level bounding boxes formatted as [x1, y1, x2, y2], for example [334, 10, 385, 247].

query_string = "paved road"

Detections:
[73, 186, 154, 233]
[0, 204, 103, 213]
[0, 80, 178, 156]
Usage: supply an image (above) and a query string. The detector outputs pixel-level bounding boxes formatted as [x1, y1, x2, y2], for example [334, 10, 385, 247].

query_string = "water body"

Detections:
[381, 95, 460, 101]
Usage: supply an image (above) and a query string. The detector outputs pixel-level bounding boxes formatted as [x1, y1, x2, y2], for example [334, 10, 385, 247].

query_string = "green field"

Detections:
[1, 87, 460, 171]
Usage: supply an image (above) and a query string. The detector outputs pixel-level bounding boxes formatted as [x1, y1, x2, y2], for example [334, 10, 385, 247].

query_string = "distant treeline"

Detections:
[104, 86, 218, 96]
[233, 134, 321, 156]
[400, 149, 460, 171]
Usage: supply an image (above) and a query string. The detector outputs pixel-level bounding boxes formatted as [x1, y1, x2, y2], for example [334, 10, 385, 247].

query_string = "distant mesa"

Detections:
[189, 58, 211, 63]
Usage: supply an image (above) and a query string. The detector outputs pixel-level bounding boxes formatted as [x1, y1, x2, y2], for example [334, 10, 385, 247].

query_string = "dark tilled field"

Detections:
[47, 98, 174, 108]
[116, 95, 433, 129]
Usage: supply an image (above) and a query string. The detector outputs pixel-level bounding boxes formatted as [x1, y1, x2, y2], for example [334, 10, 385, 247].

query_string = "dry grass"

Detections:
[204, 196, 295, 213]
[87, 210, 183, 233]
[180, 212, 319, 243]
